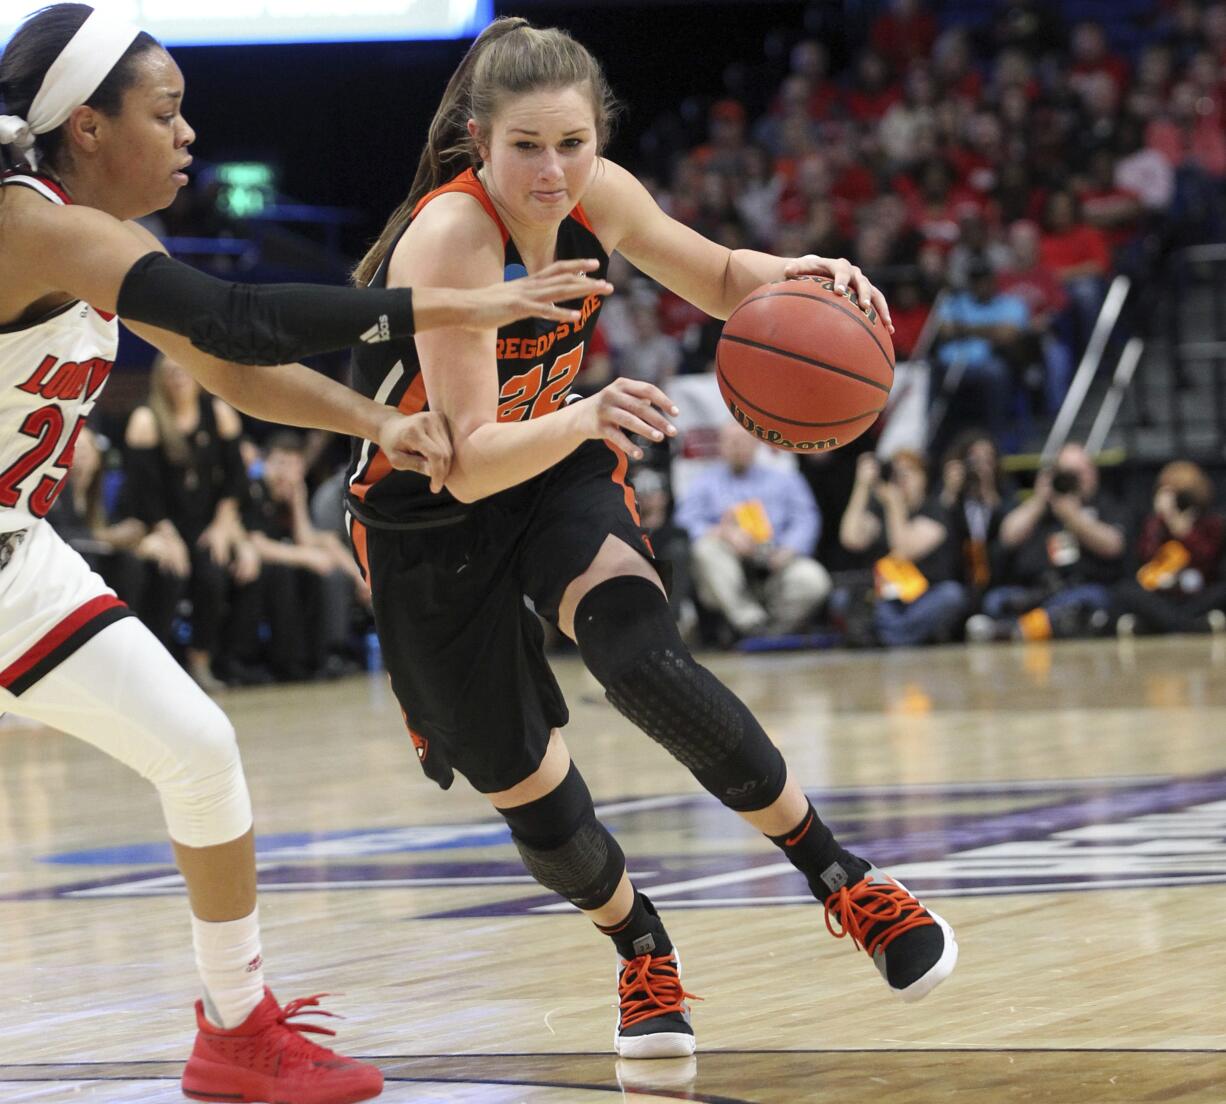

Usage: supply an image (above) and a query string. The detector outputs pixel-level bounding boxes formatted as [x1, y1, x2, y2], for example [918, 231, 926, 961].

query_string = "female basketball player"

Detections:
[0, 6, 608, 1103]
[349, 17, 958, 1061]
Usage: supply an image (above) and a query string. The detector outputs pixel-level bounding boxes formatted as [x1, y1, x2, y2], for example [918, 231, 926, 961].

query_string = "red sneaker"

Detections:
[181, 989, 383, 1104]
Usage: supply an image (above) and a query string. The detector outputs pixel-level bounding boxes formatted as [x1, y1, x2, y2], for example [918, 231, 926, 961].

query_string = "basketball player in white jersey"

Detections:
[0, 5, 610, 1102]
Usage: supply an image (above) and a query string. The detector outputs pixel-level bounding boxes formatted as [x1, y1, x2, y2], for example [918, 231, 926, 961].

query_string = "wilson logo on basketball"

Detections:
[726, 398, 838, 451]
[715, 277, 894, 455]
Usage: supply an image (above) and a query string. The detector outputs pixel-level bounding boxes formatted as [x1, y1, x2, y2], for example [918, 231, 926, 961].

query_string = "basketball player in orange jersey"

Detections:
[0, 6, 608, 1102]
[348, 16, 958, 1060]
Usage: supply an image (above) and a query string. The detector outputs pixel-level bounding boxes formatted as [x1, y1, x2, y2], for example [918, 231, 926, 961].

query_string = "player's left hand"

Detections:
[379, 410, 453, 493]
[783, 255, 894, 334]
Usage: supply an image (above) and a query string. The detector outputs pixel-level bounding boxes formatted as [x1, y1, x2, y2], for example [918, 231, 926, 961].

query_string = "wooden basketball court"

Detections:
[1, 637, 1223, 1101]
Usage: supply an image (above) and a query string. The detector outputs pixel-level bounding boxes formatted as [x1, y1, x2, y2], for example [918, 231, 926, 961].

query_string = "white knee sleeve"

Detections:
[150, 700, 253, 849]
[9, 617, 253, 848]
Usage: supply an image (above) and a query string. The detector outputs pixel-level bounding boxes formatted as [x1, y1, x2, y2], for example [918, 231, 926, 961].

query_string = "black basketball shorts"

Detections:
[357, 440, 660, 794]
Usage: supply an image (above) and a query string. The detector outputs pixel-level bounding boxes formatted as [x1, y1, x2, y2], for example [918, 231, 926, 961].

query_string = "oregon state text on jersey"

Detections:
[346, 168, 608, 526]
[0, 173, 118, 533]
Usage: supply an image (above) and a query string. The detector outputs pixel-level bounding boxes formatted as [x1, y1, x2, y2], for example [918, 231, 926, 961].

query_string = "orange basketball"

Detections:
[715, 276, 895, 452]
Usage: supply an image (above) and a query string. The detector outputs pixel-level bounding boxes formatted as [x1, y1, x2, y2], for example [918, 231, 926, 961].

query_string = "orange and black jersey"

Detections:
[346, 168, 608, 527]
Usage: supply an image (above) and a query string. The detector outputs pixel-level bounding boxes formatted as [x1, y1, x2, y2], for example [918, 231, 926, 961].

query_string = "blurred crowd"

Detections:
[589, 0, 1226, 452]
[594, 0, 1226, 652]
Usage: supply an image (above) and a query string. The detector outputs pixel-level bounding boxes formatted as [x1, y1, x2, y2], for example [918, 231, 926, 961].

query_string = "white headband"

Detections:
[0, 9, 142, 170]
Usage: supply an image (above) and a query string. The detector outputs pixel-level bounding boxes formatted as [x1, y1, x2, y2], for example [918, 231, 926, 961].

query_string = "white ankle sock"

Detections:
[190, 906, 265, 1029]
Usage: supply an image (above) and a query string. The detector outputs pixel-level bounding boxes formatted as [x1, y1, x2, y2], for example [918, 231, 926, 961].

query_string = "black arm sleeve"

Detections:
[116, 252, 416, 366]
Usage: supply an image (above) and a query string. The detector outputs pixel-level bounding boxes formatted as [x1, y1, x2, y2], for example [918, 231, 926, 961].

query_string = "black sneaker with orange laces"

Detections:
[614, 949, 699, 1059]
[822, 864, 959, 1001]
[181, 989, 383, 1104]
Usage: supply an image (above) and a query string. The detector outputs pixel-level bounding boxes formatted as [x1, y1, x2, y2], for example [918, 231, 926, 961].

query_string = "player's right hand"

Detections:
[459, 260, 614, 330]
[570, 377, 679, 461]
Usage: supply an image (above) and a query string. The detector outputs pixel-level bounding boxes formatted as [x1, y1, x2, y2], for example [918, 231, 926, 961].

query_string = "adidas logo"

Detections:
[361, 314, 391, 344]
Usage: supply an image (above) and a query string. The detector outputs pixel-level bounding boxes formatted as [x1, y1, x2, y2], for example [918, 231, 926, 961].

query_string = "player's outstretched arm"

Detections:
[414, 259, 610, 331]
[7, 199, 602, 365]
[584, 158, 893, 331]
[124, 319, 452, 492]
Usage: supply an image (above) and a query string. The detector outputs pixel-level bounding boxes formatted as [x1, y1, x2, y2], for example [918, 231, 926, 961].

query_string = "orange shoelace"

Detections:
[823, 875, 934, 957]
[618, 954, 701, 1029]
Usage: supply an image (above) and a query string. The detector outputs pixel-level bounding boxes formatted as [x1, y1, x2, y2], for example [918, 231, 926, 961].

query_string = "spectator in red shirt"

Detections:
[1040, 189, 1111, 351]
[691, 99, 752, 177]
[845, 50, 902, 124]
[786, 39, 842, 120]
[1135, 44, 1177, 109]
[901, 158, 983, 251]
[885, 273, 932, 361]
[989, 47, 1042, 103]
[1147, 82, 1226, 176]
[776, 152, 834, 227]
[1068, 21, 1130, 101]
[999, 221, 1069, 324]
[1146, 81, 1226, 241]
[870, 0, 937, 73]
[1077, 149, 1144, 252]
[1040, 191, 1111, 279]
[1115, 462, 1226, 636]
[933, 28, 983, 105]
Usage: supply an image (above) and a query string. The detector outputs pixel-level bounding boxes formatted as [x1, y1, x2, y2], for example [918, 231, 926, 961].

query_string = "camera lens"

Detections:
[1051, 470, 1078, 496]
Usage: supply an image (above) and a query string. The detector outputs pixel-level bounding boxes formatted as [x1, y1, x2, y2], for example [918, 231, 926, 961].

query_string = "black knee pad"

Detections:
[498, 762, 625, 912]
[573, 576, 787, 812]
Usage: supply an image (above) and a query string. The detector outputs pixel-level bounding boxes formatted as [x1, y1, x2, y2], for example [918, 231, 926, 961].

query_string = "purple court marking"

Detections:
[8, 772, 1226, 910]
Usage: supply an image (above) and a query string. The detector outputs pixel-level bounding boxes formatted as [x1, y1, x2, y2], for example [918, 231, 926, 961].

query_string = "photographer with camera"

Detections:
[967, 442, 1126, 641]
[1114, 462, 1226, 636]
[839, 449, 968, 646]
[939, 429, 1016, 598]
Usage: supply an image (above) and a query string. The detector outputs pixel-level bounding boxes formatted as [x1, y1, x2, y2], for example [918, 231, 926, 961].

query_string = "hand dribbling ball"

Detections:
[715, 276, 895, 453]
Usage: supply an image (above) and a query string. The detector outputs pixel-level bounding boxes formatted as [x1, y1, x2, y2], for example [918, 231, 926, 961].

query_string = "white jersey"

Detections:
[0, 172, 118, 534]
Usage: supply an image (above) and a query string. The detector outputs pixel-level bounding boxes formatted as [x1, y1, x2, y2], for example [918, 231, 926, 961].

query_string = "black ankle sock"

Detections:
[596, 891, 673, 961]
[768, 802, 869, 902]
